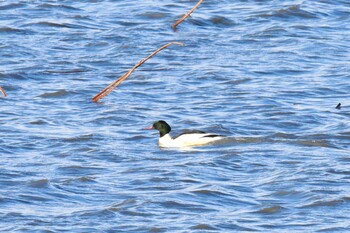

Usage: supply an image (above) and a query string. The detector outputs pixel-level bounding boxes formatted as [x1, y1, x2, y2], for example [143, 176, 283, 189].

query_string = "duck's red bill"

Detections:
[143, 125, 154, 130]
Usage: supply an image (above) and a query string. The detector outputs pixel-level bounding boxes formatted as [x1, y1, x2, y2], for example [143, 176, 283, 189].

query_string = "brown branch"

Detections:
[92, 42, 184, 102]
[0, 86, 6, 97]
[172, 0, 204, 30]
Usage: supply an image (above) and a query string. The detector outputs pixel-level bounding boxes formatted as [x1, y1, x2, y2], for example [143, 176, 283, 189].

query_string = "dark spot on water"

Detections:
[255, 205, 284, 214]
[44, 68, 89, 74]
[210, 16, 235, 27]
[336, 103, 341, 109]
[29, 119, 49, 125]
[190, 224, 218, 230]
[138, 12, 167, 19]
[28, 179, 50, 188]
[37, 89, 72, 98]
[148, 227, 167, 233]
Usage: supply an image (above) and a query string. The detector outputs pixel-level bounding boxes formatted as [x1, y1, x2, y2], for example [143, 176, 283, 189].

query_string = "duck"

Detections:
[144, 120, 224, 147]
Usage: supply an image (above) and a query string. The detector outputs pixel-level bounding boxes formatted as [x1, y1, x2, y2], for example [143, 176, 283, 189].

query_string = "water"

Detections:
[1, 0, 349, 232]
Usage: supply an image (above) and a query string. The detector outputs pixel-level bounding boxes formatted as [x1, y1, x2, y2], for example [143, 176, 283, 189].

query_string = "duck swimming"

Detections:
[144, 120, 224, 147]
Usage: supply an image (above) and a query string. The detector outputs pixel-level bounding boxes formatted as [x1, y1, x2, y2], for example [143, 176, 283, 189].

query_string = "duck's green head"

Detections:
[148, 120, 171, 137]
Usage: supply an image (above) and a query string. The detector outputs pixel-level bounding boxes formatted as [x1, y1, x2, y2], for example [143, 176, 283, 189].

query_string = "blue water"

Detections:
[1, 0, 350, 232]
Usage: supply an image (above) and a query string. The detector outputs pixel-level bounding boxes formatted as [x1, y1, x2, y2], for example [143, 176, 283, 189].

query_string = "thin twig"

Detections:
[172, 0, 204, 30]
[92, 42, 184, 102]
[0, 86, 6, 97]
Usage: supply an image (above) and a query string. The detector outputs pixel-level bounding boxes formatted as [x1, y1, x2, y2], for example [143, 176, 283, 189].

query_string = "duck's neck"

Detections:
[159, 133, 173, 146]
[159, 129, 170, 137]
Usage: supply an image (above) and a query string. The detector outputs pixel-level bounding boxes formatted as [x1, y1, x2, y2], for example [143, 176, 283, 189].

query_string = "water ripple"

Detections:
[1, 0, 350, 232]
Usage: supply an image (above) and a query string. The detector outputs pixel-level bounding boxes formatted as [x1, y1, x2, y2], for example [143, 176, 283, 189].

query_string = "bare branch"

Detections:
[0, 86, 6, 97]
[172, 0, 204, 30]
[92, 42, 184, 102]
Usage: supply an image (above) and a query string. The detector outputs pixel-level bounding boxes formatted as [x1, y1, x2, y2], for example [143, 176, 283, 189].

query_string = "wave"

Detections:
[38, 3, 82, 12]
[302, 196, 350, 208]
[0, 3, 25, 10]
[0, 27, 33, 35]
[256, 4, 318, 20]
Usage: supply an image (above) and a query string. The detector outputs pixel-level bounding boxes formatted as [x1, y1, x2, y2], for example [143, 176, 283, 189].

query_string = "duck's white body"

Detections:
[145, 120, 224, 148]
[158, 132, 224, 148]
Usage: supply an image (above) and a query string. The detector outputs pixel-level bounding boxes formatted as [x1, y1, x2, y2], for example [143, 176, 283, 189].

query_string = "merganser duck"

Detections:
[144, 120, 224, 147]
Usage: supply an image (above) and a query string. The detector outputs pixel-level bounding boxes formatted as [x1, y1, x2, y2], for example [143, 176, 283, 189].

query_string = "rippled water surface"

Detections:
[1, 0, 350, 232]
